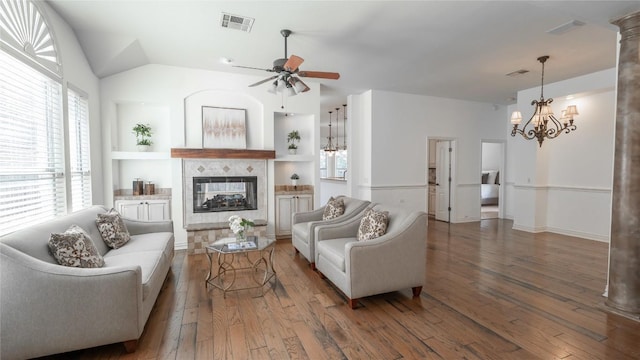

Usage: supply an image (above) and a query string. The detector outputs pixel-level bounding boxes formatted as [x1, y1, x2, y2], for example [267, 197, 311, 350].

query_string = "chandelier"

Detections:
[324, 110, 336, 156]
[510, 56, 579, 147]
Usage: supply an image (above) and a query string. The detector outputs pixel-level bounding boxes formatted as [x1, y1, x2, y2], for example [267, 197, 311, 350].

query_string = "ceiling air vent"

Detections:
[506, 69, 529, 77]
[220, 13, 254, 32]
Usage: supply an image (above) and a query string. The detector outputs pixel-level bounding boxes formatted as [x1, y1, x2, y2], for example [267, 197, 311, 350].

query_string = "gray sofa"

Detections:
[315, 204, 427, 309]
[0, 205, 174, 359]
[291, 196, 371, 269]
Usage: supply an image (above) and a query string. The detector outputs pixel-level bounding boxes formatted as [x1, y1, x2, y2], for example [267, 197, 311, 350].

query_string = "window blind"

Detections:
[0, 50, 65, 235]
[68, 87, 92, 212]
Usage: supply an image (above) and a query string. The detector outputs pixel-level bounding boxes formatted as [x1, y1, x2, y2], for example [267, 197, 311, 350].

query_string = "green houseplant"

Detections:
[290, 173, 299, 186]
[287, 130, 301, 154]
[132, 123, 152, 151]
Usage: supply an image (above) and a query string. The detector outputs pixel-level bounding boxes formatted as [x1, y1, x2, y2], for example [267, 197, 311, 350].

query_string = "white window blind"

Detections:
[68, 87, 92, 212]
[0, 50, 65, 236]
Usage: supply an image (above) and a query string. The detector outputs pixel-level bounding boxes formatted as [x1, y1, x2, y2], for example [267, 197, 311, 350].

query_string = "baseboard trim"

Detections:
[513, 223, 609, 242]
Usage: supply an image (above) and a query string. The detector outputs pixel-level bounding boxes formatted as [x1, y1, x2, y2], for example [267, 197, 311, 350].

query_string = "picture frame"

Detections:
[202, 106, 247, 149]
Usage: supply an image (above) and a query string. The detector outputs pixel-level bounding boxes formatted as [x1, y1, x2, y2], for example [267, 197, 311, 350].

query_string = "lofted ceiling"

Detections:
[46, 0, 640, 117]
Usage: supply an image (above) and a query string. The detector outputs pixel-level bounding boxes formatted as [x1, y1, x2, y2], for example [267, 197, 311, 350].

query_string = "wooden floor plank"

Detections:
[37, 219, 640, 360]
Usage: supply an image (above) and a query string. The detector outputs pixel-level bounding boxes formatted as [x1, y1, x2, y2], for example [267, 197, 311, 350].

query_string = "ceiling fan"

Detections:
[233, 29, 340, 95]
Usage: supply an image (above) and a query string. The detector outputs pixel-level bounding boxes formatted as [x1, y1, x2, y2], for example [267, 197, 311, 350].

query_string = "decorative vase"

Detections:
[291, 179, 298, 186]
[137, 144, 151, 152]
[288, 148, 297, 155]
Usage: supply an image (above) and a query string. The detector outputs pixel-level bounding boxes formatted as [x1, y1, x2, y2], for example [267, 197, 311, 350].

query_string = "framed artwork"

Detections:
[202, 106, 247, 149]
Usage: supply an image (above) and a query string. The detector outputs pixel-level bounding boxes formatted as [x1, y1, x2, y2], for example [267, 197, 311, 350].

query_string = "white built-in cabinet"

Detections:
[275, 194, 313, 237]
[115, 199, 171, 221]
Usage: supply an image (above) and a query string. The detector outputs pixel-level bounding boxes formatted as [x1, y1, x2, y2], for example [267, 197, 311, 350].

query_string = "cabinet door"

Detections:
[275, 195, 294, 236]
[146, 200, 170, 221]
[116, 201, 144, 220]
[296, 195, 313, 213]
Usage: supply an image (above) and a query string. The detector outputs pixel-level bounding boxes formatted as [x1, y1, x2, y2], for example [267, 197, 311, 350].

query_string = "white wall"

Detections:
[352, 89, 508, 222]
[41, 3, 102, 205]
[100, 64, 320, 248]
[508, 68, 616, 241]
[482, 143, 502, 172]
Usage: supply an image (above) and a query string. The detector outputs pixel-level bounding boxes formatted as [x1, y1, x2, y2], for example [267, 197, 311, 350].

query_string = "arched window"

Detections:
[0, 0, 62, 77]
[0, 0, 92, 235]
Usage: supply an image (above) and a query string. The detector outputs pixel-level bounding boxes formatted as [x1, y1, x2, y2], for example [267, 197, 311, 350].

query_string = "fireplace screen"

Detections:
[193, 176, 257, 213]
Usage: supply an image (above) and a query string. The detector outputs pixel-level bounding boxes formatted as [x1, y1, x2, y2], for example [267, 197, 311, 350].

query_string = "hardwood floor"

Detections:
[39, 219, 640, 359]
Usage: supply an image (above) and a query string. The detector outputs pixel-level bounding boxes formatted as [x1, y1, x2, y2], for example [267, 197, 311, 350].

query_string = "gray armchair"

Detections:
[315, 204, 427, 309]
[291, 196, 371, 269]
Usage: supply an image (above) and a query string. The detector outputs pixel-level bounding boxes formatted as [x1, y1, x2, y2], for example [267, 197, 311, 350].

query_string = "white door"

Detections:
[116, 201, 144, 220]
[435, 141, 451, 222]
[147, 200, 170, 221]
[275, 195, 294, 236]
[296, 195, 313, 213]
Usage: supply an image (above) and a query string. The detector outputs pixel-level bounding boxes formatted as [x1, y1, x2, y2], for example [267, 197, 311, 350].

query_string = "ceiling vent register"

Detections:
[220, 13, 254, 32]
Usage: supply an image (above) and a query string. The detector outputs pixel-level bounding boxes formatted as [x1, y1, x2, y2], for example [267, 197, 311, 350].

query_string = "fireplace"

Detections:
[193, 176, 257, 213]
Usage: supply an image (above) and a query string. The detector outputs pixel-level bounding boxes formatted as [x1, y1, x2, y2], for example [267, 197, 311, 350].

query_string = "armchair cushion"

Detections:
[323, 197, 345, 220]
[96, 209, 131, 249]
[316, 238, 352, 272]
[48, 225, 105, 268]
[357, 208, 389, 241]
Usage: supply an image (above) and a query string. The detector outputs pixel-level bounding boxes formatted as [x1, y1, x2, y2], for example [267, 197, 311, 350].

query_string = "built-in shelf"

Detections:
[275, 154, 315, 162]
[171, 148, 276, 159]
[111, 151, 171, 160]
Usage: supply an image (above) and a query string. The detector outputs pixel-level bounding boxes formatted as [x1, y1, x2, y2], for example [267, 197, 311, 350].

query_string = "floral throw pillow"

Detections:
[96, 208, 131, 249]
[357, 208, 389, 241]
[48, 225, 104, 268]
[323, 197, 345, 221]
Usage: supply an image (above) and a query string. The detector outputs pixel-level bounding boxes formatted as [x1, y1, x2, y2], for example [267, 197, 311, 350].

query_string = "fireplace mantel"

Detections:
[171, 148, 275, 159]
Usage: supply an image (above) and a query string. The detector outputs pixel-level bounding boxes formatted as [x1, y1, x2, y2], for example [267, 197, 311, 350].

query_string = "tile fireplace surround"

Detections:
[182, 158, 267, 253]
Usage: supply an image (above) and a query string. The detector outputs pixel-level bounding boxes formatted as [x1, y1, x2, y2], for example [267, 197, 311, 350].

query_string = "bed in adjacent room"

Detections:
[481, 170, 500, 205]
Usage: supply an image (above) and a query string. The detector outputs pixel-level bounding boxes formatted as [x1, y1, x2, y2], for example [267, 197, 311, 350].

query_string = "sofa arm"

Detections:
[345, 212, 427, 299]
[123, 218, 173, 235]
[315, 215, 362, 242]
[292, 206, 325, 225]
[0, 244, 143, 359]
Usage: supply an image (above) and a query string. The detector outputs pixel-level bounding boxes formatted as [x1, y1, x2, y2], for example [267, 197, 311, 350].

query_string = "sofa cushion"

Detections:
[103, 250, 165, 300]
[357, 208, 389, 241]
[48, 225, 105, 268]
[292, 223, 310, 245]
[96, 209, 131, 249]
[317, 238, 353, 272]
[323, 197, 345, 220]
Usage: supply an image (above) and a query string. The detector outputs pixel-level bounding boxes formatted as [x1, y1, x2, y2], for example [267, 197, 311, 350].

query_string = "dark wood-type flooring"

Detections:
[39, 219, 640, 359]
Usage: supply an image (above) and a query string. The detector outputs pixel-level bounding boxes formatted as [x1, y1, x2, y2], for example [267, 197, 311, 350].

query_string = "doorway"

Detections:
[427, 139, 456, 223]
[480, 141, 505, 220]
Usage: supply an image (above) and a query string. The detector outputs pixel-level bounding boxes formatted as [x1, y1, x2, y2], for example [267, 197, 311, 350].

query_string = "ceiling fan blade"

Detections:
[232, 65, 274, 72]
[249, 75, 278, 87]
[284, 55, 304, 72]
[298, 71, 340, 80]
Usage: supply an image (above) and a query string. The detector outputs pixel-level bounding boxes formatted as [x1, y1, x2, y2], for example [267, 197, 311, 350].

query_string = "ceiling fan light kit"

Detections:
[235, 29, 340, 97]
[510, 56, 579, 147]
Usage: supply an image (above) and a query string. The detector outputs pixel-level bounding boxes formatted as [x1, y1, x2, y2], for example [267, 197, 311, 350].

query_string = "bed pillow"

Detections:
[48, 225, 105, 268]
[486, 171, 498, 185]
[481, 172, 489, 184]
[96, 208, 131, 249]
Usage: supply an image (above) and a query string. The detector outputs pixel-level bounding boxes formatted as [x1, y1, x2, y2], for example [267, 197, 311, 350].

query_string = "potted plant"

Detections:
[287, 130, 301, 155]
[132, 123, 152, 151]
[290, 173, 300, 186]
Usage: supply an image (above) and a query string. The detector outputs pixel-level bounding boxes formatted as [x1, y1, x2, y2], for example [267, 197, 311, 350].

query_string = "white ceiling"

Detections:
[47, 0, 640, 115]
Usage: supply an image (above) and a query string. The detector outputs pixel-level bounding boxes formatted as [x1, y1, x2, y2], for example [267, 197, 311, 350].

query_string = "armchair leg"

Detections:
[310, 262, 316, 271]
[294, 247, 299, 254]
[412, 286, 423, 297]
[123, 339, 138, 353]
[348, 298, 359, 309]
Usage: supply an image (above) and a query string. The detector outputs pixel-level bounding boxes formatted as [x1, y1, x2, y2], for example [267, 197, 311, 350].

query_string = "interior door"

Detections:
[435, 141, 451, 222]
